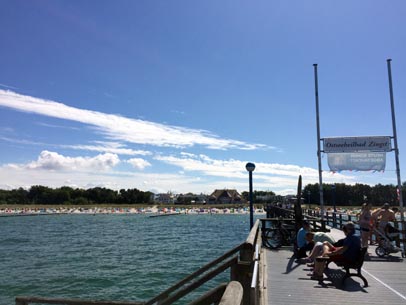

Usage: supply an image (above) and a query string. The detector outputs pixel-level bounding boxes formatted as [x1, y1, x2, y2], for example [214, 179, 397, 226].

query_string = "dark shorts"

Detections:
[360, 227, 370, 232]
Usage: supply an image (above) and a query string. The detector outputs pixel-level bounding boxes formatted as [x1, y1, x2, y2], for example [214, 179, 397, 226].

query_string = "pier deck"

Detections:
[263, 228, 406, 304]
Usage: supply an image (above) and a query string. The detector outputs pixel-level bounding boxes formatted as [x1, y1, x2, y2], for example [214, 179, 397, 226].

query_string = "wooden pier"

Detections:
[262, 227, 406, 305]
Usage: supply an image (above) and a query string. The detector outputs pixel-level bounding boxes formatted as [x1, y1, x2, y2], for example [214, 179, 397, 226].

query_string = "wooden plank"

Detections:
[263, 239, 406, 305]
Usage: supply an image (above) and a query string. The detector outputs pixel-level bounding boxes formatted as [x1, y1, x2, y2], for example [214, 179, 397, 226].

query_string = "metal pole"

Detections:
[387, 59, 404, 223]
[313, 64, 324, 219]
[249, 171, 254, 229]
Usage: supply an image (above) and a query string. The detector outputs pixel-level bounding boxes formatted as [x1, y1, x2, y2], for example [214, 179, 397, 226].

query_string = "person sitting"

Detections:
[311, 222, 361, 281]
[296, 221, 313, 259]
[299, 231, 336, 263]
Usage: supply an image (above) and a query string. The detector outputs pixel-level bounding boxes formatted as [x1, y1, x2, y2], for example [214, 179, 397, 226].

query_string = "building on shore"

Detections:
[208, 189, 245, 204]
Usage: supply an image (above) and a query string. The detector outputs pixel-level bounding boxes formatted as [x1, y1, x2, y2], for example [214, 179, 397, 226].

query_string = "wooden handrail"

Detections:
[187, 283, 228, 305]
[145, 244, 243, 305]
[156, 257, 239, 305]
[246, 219, 260, 246]
[219, 282, 243, 305]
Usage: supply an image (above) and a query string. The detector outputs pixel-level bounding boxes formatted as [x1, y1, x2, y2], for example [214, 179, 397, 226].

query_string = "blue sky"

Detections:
[0, 1, 405, 195]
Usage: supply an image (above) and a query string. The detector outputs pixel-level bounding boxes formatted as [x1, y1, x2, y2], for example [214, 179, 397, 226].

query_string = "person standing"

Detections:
[372, 203, 396, 242]
[358, 203, 372, 248]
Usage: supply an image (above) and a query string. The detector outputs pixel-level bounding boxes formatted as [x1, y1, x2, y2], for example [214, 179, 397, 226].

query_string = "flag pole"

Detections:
[386, 59, 404, 224]
[313, 64, 324, 220]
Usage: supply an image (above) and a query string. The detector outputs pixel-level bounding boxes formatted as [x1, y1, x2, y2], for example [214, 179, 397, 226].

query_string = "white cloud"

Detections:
[126, 158, 151, 170]
[0, 142, 368, 196]
[0, 150, 390, 195]
[0, 89, 271, 150]
[6, 150, 120, 171]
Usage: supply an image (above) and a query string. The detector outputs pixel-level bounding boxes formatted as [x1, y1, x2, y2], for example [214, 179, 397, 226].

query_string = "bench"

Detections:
[327, 247, 368, 287]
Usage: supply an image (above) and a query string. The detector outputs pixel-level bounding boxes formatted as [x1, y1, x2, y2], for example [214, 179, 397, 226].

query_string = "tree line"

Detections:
[303, 182, 406, 206]
[0, 182, 404, 206]
[0, 186, 153, 205]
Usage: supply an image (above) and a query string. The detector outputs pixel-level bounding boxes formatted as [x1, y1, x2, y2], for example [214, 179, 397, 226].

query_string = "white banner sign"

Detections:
[323, 136, 392, 153]
[328, 152, 386, 172]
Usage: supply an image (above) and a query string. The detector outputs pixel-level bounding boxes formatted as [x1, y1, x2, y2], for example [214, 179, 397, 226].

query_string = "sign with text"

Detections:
[323, 136, 392, 153]
[328, 152, 386, 171]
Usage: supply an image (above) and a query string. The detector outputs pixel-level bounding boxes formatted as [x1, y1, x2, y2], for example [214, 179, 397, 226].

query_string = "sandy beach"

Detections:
[0, 206, 267, 216]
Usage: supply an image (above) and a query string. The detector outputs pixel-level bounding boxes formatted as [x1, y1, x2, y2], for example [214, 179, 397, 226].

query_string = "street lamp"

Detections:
[331, 184, 336, 212]
[307, 191, 311, 207]
[246, 162, 256, 229]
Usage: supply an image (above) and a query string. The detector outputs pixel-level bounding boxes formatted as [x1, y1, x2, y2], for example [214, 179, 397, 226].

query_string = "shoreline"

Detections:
[0, 206, 267, 217]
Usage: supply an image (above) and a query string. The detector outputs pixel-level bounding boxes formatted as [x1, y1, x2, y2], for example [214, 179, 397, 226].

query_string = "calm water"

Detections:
[0, 214, 257, 305]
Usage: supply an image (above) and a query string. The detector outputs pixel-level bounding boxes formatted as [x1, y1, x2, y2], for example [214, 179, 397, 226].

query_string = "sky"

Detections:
[0, 0, 405, 196]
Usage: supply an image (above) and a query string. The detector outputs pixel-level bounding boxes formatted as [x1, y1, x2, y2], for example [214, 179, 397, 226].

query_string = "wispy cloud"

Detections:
[154, 153, 356, 185]
[155, 153, 313, 178]
[0, 136, 151, 156]
[0, 136, 45, 146]
[36, 122, 80, 130]
[0, 83, 18, 90]
[62, 141, 152, 156]
[0, 89, 271, 150]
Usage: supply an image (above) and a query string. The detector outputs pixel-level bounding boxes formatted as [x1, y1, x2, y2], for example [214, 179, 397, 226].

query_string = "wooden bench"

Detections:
[327, 247, 368, 287]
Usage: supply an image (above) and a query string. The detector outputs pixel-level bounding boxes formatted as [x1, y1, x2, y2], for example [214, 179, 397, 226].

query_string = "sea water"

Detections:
[0, 213, 257, 305]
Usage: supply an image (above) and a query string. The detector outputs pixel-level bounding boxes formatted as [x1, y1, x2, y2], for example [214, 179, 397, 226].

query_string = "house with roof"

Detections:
[208, 189, 245, 204]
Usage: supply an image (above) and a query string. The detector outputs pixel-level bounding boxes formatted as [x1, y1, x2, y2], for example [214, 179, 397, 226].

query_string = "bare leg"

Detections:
[322, 241, 335, 251]
[312, 244, 330, 277]
[361, 230, 369, 248]
[313, 260, 325, 277]
[308, 243, 324, 260]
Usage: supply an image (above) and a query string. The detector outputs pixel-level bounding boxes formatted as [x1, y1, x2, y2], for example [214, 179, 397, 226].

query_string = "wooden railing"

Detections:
[16, 220, 262, 305]
[264, 205, 328, 232]
[264, 205, 406, 253]
[264, 205, 402, 246]
[305, 208, 406, 249]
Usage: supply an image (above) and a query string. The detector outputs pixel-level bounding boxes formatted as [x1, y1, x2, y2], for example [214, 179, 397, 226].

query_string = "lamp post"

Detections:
[246, 162, 256, 229]
[307, 191, 311, 207]
[331, 184, 336, 213]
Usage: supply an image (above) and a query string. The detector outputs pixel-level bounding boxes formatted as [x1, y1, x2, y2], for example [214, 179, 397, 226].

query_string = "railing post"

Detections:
[236, 245, 254, 305]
